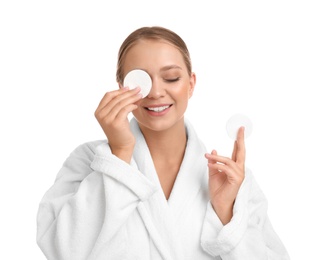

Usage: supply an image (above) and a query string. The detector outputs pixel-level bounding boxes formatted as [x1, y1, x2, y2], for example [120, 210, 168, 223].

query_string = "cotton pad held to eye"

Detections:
[226, 113, 253, 140]
[123, 69, 152, 98]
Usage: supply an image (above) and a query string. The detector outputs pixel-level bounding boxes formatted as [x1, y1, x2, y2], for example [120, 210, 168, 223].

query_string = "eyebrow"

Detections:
[160, 65, 182, 72]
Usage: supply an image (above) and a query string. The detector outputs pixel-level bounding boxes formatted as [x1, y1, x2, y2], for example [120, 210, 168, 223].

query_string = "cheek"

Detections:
[172, 81, 191, 100]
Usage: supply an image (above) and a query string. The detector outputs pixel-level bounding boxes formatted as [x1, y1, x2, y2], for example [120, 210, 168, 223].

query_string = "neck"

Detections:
[139, 118, 187, 163]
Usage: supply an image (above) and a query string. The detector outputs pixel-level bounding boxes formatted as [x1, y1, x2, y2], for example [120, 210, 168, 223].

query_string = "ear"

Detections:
[188, 72, 196, 98]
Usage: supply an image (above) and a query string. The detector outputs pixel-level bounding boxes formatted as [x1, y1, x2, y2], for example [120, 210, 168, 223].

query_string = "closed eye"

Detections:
[164, 77, 180, 83]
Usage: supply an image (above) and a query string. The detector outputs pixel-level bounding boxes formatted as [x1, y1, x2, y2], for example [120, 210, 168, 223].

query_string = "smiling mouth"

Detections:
[145, 105, 172, 112]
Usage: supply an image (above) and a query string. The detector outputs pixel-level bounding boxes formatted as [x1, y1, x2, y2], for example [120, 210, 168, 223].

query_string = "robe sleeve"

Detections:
[200, 169, 290, 259]
[36, 141, 158, 260]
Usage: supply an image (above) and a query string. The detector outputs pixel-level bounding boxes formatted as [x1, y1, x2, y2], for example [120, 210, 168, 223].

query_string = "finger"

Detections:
[96, 87, 140, 115]
[205, 150, 217, 164]
[232, 140, 237, 162]
[205, 153, 233, 166]
[211, 150, 217, 155]
[207, 163, 240, 180]
[114, 103, 139, 122]
[235, 126, 246, 164]
[96, 89, 142, 119]
[96, 87, 129, 112]
[206, 153, 242, 178]
[107, 92, 142, 120]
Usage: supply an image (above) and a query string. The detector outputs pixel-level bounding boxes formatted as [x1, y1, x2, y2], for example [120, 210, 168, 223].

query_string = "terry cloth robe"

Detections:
[37, 118, 290, 260]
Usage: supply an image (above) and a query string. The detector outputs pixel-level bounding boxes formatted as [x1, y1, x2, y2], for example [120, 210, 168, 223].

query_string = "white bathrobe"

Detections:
[37, 118, 290, 260]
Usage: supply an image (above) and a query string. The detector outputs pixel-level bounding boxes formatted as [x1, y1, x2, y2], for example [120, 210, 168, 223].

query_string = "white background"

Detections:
[0, 0, 319, 259]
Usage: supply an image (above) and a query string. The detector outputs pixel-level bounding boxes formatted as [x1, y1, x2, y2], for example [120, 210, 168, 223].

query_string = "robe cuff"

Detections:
[201, 175, 250, 257]
[90, 143, 158, 201]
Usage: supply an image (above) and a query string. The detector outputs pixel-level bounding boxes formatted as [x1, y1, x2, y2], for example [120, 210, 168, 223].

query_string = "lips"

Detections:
[146, 105, 170, 112]
[144, 104, 173, 114]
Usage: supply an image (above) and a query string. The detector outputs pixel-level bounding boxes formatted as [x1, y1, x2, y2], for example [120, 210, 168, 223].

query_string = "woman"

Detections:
[37, 26, 290, 259]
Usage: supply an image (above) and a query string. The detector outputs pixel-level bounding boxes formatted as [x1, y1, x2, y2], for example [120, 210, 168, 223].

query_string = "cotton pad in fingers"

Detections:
[123, 69, 152, 98]
[226, 113, 253, 140]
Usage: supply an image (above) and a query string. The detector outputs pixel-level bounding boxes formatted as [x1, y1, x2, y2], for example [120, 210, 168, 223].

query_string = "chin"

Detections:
[134, 114, 185, 133]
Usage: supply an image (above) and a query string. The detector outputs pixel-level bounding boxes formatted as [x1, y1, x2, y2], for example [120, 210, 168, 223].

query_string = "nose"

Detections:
[146, 78, 166, 99]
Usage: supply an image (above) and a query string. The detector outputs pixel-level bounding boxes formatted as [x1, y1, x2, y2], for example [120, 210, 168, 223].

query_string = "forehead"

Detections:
[123, 39, 185, 71]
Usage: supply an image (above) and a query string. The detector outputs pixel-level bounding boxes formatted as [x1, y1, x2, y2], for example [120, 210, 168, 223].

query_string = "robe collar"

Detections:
[129, 117, 208, 220]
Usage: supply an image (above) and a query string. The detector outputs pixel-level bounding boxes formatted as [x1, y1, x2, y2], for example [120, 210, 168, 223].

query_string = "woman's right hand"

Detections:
[94, 87, 142, 163]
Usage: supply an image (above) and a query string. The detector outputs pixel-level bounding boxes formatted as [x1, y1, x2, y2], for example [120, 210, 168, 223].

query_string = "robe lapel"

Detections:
[130, 118, 208, 222]
[130, 119, 181, 258]
[129, 118, 208, 258]
[130, 119, 168, 208]
[167, 119, 208, 224]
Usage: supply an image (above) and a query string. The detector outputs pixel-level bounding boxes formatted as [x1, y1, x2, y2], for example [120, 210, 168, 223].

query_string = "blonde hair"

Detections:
[116, 26, 192, 84]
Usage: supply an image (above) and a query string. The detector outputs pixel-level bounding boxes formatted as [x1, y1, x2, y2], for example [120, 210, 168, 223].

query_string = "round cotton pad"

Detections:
[226, 113, 253, 140]
[123, 69, 152, 98]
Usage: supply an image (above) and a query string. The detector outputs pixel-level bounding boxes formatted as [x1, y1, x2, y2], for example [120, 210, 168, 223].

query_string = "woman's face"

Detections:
[122, 39, 196, 133]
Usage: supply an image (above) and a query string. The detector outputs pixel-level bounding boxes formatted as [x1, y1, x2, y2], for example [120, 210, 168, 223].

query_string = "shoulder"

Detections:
[79, 139, 107, 153]
[69, 139, 107, 159]
[58, 140, 108, 179]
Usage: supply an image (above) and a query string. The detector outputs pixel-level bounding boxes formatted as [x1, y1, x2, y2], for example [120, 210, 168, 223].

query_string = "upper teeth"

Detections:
[147, 105, 170, 112]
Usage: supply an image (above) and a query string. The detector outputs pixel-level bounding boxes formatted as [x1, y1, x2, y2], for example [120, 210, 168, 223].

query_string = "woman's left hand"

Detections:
[205, 127, 246, 225]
